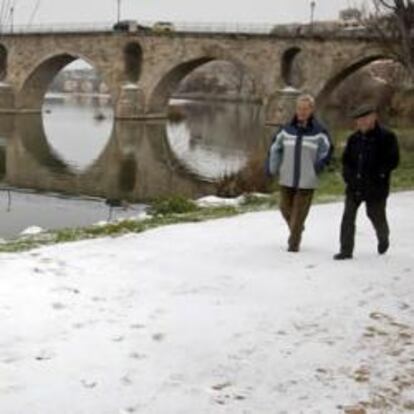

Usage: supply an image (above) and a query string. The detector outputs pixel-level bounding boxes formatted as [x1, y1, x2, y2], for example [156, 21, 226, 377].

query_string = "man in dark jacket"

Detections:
[267, 94, 333, 252]
[334, 105, 400, 260]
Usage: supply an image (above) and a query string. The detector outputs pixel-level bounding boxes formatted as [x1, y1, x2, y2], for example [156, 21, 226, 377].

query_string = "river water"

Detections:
[0, 97, 267, 238]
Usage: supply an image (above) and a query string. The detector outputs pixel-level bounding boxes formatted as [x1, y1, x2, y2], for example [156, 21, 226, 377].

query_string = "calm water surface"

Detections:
[0, 97, 266, 238]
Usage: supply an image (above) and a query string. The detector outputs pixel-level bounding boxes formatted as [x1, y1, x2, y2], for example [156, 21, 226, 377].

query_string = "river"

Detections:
[0, 96, 267, 238]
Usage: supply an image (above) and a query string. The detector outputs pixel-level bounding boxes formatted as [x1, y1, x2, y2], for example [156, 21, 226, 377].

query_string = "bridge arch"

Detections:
[17, 52, 115, 111]
[316, 53, 389, 108]
[148, 57, 214, 113]
[147, 54, 259, 114]
[0, 44, 7, 80]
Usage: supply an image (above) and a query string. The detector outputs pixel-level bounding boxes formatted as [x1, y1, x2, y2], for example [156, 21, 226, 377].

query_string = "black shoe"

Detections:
[378, 240, 389, 255]
[333, 252, 353, 260]
[287, 245, 299, 253]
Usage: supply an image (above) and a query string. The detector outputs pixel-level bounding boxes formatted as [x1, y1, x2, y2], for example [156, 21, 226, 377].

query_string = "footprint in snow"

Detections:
[210, 382, 247, 405]
[129, 352, 147, 360]
[399, 302, 410, 310]
[2, 354, 22, 364]
[152, 333, 165, 342]
[120, 374, 133, 386]
[35, 350, 55, 361]
[51, 302, 67, 310]
[52, 286, 80, 295]
[81, 379, 97, 389]
[120, 407, 139, 413]
[130, 323, 146, 330]
[32, 267, 45, 275]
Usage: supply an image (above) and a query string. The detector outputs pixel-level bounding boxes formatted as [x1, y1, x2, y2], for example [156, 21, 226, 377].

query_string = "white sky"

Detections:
[7, 0, 363, 27]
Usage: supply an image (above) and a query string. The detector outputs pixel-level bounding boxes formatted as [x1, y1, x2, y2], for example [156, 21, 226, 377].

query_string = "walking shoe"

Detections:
[378, 240, 389, 255]
[333, 252, 353, 260]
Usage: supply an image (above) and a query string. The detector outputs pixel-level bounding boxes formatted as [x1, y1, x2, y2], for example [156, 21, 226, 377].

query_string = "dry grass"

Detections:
[215, 147, 272, 197]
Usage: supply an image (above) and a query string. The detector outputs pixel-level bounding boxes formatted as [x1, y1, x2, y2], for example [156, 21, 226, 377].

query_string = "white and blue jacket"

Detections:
[267, 116, 333, 189]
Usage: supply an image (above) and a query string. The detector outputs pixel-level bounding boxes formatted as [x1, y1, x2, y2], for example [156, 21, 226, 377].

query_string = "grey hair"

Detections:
[296, 94, 315, 107]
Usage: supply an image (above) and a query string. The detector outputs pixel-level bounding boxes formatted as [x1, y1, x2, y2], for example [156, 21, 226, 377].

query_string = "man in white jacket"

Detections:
[267, 94, 333, 252]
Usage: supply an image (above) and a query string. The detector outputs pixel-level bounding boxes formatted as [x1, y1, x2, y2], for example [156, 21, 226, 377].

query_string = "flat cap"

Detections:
[350, 104, 377, 119]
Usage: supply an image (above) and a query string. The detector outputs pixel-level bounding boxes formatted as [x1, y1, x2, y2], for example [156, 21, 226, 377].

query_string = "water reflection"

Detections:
[42, 98, 114, 172]
[2, 113, 214, 201]
[0, 100, 266, 202]
[167, 100, 264, 180]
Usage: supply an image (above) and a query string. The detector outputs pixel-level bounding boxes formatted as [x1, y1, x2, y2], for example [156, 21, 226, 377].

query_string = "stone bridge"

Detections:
[0, 27, 387, 124]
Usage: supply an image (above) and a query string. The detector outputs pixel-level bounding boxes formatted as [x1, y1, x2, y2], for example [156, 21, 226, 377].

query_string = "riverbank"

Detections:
[0, 185, 412, 253]
[1, 192, 413, 413]
[1, 125, 413, 252]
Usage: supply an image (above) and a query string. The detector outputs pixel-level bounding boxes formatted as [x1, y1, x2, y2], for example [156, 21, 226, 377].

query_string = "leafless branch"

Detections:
[359, 0, 414, 81]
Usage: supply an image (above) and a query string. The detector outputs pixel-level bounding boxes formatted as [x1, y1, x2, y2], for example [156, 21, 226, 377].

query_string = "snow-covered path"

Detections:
[1, 192, 413, 414]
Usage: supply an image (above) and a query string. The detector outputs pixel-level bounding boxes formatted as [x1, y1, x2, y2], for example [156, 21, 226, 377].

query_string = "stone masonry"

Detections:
[0, 29, 386, 124]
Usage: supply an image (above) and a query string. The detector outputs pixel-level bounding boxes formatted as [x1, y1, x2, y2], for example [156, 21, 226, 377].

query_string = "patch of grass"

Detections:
[0, 203, 239, 253]
[241, 193, 279, 209]
[392, 129, 414, 190]
[149, 195, 199, 216]
[318, 170, 345, 197]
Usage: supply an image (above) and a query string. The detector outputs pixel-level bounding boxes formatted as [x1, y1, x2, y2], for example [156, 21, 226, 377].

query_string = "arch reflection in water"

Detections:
[3, 101, 265, 201]
[42, 97, 114, 172]
[166, 100, 265, 181]
[6, 114, 213, 201]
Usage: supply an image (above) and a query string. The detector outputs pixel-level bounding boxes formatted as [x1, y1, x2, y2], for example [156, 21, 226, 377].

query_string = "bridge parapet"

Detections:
[0, 20, 376, 40]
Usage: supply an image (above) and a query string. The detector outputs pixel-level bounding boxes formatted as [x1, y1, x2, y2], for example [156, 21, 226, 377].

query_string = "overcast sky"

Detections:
[8, 0, 363, 27]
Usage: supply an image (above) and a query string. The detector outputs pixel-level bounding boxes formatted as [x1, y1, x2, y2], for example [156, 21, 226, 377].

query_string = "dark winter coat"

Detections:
[342, 123, 400, 201]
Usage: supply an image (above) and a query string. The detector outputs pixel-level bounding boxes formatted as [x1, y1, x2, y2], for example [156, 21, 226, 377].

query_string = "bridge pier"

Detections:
[0, 82, 15, 114]
[265, 88, 301, 126]
[115, 83, 167, 121]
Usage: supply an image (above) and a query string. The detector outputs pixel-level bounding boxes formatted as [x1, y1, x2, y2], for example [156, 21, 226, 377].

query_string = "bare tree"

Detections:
[364, 0, 414, 83]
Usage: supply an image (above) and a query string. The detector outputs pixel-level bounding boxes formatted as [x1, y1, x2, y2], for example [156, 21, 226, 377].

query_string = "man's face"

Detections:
[296, 101, 314, 124]
[355, 112, 377, 133]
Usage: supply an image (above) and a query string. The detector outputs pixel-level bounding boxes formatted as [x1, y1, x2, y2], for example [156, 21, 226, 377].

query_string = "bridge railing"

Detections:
[0, 20, 373, 38]
[0, 20, 278, 35]
[173, 21, 275, 34]
[0, 22, 114, 34]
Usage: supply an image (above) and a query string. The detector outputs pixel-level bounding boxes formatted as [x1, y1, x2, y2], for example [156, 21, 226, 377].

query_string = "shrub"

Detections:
[215, 147, 272, 197]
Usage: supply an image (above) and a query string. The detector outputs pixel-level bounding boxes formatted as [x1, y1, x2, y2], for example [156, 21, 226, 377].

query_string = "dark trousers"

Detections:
[279, 186, 314, 250]
[339, 195, 389, 255]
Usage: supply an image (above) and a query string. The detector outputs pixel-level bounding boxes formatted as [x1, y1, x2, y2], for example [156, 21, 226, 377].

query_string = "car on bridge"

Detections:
[113, 20, 149, 33]
[152, 21, 175, 33]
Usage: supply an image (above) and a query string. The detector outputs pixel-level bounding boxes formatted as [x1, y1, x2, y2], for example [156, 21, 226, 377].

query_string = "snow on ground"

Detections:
[0, 192, 413, 414]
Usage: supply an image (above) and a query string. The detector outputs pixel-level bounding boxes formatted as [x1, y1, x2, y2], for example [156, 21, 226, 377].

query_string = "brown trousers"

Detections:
[279, 186, 314, 251]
